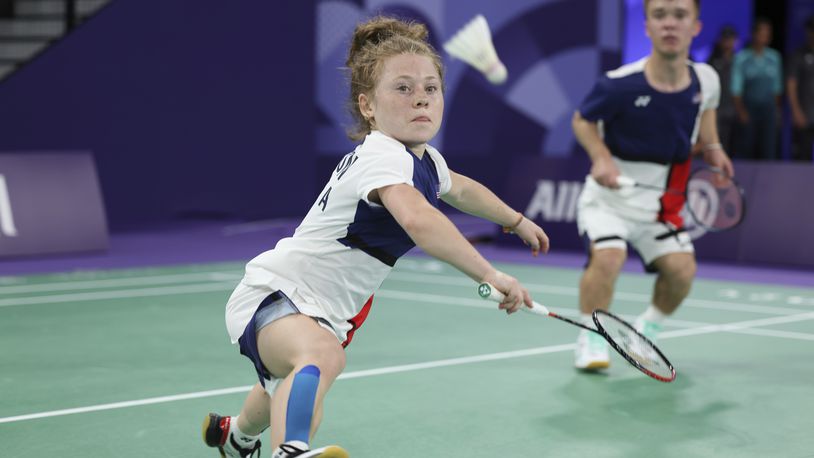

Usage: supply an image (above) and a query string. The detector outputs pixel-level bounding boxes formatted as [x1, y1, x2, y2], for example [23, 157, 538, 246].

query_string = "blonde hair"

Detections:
[345, 16, 444, 141]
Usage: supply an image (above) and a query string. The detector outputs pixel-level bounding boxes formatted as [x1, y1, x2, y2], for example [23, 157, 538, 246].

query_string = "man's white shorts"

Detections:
[577, 197, 694, 268]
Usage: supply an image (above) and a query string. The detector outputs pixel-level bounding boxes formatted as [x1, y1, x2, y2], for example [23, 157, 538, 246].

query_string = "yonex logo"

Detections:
[477, 283, 492, 298]
[634, 96, 651, 107]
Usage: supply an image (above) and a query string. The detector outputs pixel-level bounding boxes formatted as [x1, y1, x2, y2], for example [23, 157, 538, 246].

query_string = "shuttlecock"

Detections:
[443, 14, 508, 85]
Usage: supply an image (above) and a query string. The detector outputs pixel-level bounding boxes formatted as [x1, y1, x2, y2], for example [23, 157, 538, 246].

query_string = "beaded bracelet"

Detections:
[502, 212, 524, 233]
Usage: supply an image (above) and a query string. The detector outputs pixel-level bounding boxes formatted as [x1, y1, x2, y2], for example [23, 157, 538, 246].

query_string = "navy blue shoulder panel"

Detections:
[338, 150, 442, 266]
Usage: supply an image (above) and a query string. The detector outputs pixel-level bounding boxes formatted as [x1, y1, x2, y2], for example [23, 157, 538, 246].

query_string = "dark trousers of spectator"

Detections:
[791, 126, 814, 162]
[737, 103, 777, 160]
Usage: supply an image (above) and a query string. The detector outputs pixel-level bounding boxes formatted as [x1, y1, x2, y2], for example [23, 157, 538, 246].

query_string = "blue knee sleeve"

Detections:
[284, 365, 321, 444]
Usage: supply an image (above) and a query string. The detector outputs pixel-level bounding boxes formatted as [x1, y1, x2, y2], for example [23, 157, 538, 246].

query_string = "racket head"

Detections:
[685, 167, 746, 232]
[592, 310, 676, 383]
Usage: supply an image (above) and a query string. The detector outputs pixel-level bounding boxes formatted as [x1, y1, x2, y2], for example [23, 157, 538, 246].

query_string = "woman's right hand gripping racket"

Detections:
[617, 166, 746, 232]
[477, 283, 676, 383]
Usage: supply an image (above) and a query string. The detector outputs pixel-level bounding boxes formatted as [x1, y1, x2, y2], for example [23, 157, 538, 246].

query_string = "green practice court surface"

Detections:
[1, 256, 813, 457]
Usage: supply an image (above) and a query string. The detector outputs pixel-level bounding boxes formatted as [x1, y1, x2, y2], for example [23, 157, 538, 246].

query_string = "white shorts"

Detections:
[226, 281, 338, 395]
[577, 196, 694, 268]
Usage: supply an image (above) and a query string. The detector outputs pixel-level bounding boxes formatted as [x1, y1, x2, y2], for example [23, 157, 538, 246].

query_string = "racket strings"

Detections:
[594, 313, 674, 380]
[686, 169, 745, 231]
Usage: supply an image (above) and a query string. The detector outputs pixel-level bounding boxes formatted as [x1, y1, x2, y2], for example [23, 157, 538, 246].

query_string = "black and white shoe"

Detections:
[202, 413, 262, 458]
[271, 440, 349, 458]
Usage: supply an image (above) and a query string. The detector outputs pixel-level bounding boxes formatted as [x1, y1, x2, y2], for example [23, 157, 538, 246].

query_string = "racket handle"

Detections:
[616, 175, 636, 187]
[476, 282, 550, 316]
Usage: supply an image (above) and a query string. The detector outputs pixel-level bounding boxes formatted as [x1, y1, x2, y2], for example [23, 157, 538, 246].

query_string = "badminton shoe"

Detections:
[202, 413, 262, 458]
[272, 441, 349, 458]
[574, 329, 610, 370]
[634, 317, 663, 344]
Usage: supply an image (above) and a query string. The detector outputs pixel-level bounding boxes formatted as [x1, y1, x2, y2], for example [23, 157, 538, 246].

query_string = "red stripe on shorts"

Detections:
[342, 295, 374, 348]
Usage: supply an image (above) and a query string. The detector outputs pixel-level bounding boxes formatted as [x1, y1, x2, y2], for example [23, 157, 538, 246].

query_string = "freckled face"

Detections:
[359, 53, 444, 152]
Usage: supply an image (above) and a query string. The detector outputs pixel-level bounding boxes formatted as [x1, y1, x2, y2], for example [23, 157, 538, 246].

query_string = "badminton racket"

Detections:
[617, 166, 746, 232]
[477, 283, 676, 382]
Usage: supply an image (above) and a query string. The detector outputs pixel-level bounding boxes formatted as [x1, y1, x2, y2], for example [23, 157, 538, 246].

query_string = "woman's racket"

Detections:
[477, 283, 676, 383]
[617, 166, 746, 232]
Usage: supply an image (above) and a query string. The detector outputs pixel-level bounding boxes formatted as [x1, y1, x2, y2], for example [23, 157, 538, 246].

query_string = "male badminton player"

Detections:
[570, 0, 734, 370]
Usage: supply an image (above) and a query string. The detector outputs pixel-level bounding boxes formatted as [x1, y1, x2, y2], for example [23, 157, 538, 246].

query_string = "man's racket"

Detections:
[477, 283, 676, 383]
[617, 166, 746, 232]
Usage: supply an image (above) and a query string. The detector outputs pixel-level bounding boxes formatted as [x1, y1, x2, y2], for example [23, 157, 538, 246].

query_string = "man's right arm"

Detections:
[571, 111, 620, 188]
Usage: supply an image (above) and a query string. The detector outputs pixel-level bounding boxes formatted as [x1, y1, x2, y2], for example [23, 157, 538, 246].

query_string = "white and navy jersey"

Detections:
[232, 130, 452, 345]
[577, 57, 720, 226]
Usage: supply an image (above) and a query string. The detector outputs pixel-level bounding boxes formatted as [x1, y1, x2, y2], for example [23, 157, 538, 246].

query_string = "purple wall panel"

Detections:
[0, 0, 316, 229]
[0, 152, 108, 257]
[736, 163, 814, 267]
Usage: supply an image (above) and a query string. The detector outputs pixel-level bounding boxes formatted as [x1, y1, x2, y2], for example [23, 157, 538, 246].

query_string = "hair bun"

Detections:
[347, 16, 428, 66]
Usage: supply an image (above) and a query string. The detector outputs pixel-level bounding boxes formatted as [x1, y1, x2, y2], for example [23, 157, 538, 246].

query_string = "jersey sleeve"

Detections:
[356, 148, 414, 204]
[771, 50, 783, 95]
[426, 146, 452, 196]
[578, 76, 619, 122]
[731, 52, 745, 96]
[695, 62, 721, 111]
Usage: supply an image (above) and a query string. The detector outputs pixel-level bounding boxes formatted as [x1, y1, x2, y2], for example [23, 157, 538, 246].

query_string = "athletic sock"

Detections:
[284, 365, 321, 444]
[231, 416, 261, 446]
[640, 305, 667, 323]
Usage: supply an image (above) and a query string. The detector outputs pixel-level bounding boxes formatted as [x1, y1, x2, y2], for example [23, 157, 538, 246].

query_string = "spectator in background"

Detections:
[707, 25, 739, 156]
[732, 18, 783, 160]
[787, 15, 814, 162]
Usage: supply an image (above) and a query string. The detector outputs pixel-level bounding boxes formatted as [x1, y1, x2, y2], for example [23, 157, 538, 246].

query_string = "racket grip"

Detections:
[476, 282, 550, 316]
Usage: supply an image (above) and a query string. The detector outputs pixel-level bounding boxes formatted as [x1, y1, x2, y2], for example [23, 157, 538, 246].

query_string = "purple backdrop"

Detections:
[0, 152, 108, 257]
[0, 0, 316, 230]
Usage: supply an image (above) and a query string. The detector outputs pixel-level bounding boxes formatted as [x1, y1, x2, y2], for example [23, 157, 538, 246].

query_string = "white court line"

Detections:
[378, 289, 814, 341]
[0, 278, 805, 318]
[2, 311, 813, 425]
[0, 266, 808, 315]
[387, 271, 812, 315]
[0, 282, 237, 307]
[0, 271, 239, 295]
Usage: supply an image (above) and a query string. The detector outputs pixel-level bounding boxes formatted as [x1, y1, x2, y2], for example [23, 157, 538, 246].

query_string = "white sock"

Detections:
[230, 416, 261, 445]
[640, 305, 667, 323]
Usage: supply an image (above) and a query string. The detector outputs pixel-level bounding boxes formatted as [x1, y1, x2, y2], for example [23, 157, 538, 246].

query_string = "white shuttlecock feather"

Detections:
[443, 14, 507, 85]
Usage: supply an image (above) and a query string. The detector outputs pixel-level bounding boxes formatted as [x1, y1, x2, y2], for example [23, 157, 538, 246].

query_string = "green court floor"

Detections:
[1, 257, 813, 457]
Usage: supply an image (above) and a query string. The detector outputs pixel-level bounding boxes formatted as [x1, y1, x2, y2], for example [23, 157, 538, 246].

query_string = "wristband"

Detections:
[702, 142, 723, 152]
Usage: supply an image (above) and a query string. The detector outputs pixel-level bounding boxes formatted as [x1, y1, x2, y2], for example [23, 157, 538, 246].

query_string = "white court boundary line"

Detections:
[0, 271, 240, 295]
[0, 270, 809, 316]
[2, 311, 814, 425]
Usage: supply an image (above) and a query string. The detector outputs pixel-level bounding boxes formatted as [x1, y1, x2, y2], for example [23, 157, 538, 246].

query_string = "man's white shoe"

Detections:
[272, 441, 349, 458]
[575, 329, 610, 370]
[634, 316, 663, 344]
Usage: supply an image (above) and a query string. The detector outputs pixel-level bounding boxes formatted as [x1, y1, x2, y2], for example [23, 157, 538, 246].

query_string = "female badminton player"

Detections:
[201, 15, 549, 458]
